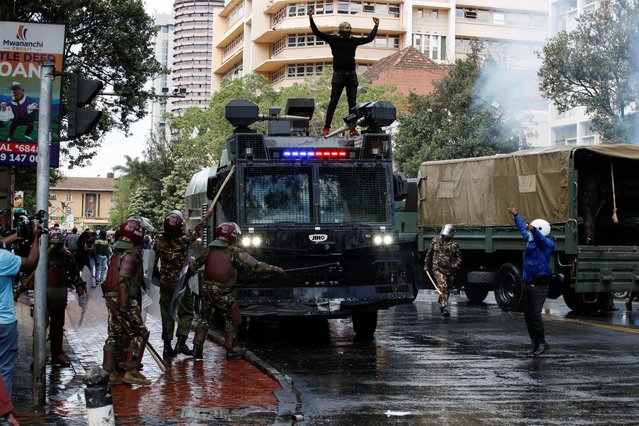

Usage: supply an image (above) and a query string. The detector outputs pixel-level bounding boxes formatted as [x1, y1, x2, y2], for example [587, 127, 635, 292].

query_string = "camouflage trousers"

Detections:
[159, 280, 194, 341]
[193, 281, 239, 349]
[433, 270, 453, 308]
[103, 296, 149, 371]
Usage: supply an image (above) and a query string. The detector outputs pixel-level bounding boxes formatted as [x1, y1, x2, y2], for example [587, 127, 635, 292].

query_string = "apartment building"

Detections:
[149, 12, 175, 140]
[49, 177, 115, 231]
[211, 1, 547, 84]
[548, 0, 600, 146]
[171, 0, 223, 116]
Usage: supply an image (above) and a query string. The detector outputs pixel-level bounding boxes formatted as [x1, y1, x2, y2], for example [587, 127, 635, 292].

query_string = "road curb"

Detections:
[208, 329, 302, 424]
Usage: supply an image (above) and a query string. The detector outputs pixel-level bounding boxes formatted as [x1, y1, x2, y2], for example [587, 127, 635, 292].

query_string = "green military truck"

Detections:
[396, 145, 639, 312]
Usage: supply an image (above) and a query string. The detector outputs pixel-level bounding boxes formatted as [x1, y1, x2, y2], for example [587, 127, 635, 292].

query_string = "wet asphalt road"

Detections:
[242, 291, 639, 425]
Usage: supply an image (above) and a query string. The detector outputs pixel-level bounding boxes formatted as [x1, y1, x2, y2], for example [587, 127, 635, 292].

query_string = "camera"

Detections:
[15, 210, 48, 240]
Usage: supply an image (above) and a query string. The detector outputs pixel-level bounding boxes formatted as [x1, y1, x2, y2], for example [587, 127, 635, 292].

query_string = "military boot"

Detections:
[108, 371, 125, 386]
[175, 335, 193, 356]
[123, 370, 152, 386]
[529, 339, 540, 355]
[226, 347, 247, 360]
[192, 344, 203, 360]
[533, 331, 549, 356]
[163, 340, 177, 358]
[440, 306, 450, 317]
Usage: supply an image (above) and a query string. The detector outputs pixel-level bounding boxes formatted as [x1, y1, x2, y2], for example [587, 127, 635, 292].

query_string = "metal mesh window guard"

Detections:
[319, 166, 387, 224]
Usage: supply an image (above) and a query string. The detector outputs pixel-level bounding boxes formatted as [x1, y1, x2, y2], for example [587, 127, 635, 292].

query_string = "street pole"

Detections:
[33, 61, 54, 407]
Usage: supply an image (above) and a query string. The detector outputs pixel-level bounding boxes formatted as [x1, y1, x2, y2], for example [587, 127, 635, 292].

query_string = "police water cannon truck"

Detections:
[185, 98, 417, 338]
[396, 145, 639, 312]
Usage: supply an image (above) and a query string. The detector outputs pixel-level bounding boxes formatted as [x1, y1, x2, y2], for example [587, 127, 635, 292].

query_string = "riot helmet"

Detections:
[48, 227, 65, 245]
[440, 224, 455, 238]
[117, 217, 145, 246]
[530, 219, 551, 237]
[163, 210, 185, 235]
[214, 222, 241, 245]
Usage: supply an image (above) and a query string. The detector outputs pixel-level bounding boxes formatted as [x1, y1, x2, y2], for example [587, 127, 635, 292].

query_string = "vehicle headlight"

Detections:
[242, 236, 262, 247]
[383, 234, 393, 245]
[373, 235, 383, 245]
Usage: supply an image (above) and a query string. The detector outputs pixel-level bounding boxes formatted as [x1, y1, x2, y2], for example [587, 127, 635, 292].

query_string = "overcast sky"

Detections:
[63, 0, 175, 178]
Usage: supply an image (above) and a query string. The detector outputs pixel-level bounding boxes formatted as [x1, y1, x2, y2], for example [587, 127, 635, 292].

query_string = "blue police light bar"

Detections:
[279, 149, 349, 159]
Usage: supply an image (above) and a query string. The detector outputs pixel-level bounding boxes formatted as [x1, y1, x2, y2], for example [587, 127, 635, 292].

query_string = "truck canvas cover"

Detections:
[417, 144, 639, 227]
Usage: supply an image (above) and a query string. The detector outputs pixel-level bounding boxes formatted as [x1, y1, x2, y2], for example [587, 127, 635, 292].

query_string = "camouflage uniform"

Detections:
[152, 233, 197, 350]
[425, 236, 462, 309]
[102, 242, 150, 385]
[47, 246, 85, 366]
[191, 240, 281, 359]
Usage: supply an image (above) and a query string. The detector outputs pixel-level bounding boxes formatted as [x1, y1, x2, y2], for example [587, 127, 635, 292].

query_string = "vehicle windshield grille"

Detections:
[319, 166, 387, 224]
[244, 167, 313, 224]
[242, 165, 388, 225]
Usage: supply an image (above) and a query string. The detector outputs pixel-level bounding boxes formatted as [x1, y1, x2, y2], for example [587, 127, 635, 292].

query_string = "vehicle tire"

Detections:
[494, 263, 524, 312]
[464, 284, 489, 304]
[352, 311, 378, 340]
[613, 291, 630, 300]
[562, 285, 608, 313]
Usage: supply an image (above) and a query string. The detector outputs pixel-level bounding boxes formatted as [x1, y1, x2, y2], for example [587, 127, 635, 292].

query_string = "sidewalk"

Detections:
[11, 283, 291, 425]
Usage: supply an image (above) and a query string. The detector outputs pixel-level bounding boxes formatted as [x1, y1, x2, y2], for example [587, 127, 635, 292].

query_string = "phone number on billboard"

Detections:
[0, 152, 39, 165]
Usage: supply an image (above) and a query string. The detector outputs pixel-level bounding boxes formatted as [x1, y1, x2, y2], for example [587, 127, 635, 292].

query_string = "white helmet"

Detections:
[530, 219, 550, 237]
[440, 224, 455, 238]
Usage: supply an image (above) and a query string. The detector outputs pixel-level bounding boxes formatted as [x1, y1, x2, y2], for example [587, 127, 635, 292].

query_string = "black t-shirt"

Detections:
[310, 17, 378, 72]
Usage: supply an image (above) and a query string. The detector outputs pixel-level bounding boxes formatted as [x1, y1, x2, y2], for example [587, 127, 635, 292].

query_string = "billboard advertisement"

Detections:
[0, 21, 65, 167]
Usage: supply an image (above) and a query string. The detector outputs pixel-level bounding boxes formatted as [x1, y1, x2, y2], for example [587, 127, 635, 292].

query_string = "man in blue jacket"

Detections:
[508, 204, 555, 356]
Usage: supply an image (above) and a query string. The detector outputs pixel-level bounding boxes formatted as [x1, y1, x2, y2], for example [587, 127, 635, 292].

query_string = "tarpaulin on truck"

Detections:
[417, 144, 639, 227]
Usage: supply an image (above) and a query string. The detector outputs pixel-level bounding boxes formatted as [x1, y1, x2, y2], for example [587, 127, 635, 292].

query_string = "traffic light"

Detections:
[67, 73, 103, 139]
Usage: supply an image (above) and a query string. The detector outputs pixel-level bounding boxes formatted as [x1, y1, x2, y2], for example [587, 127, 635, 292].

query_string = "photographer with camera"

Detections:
[0, 219, 41, 406]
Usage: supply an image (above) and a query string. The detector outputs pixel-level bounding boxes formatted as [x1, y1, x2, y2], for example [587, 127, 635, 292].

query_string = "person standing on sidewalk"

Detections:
[102, 217, 151, 386]
[46, 228, 87, 367]
[507, 204, 555, 357]
[308, 8, 379, 137]
[64, 227, 79, 255]
[423, 224, 462, 317]
[152, 211, 202, 359]
[0, 224, 40, 401]
[93, 230, 111, 287]
[191, 222, 284, 360]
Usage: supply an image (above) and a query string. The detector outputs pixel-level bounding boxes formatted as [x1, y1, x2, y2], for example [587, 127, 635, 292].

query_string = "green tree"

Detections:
[10, 0, 163, 167]
[394, 43, 521, 177]
[538, 0, 639, 144]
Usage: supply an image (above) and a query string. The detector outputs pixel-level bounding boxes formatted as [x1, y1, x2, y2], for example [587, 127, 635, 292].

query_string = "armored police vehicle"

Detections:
[396, 145, 639, 312]
[186, 99, 417, 337]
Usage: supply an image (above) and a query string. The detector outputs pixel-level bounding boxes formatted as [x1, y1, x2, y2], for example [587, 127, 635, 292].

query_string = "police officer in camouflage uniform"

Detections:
[46, 227, 87, 366]
[102, 217, 151, 385]
[424, 224, 462, 317]
[152, 210, 202, 358]
[191, 222, 284, 360]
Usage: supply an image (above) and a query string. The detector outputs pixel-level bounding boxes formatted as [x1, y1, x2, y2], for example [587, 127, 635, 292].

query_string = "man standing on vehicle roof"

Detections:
[152, 210, 202, 359]
[190, 222, 284, 360]
[308, 8, 379, 137]
[424, 224, 462, 317]
[508, 204, 555, 357]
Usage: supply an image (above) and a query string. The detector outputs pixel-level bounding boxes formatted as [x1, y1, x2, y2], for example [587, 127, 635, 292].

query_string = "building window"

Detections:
[66, 193, 73, 202]
[49, 194, 56, 200]
[413, 34, 447, 61]
[86, 207, 95, 218]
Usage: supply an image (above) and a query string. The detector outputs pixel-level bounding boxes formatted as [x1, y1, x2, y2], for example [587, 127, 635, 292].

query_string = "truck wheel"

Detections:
[494, 263, 523, 311]
[352, 311, 378, 340]
[464, 285, 489, 304]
